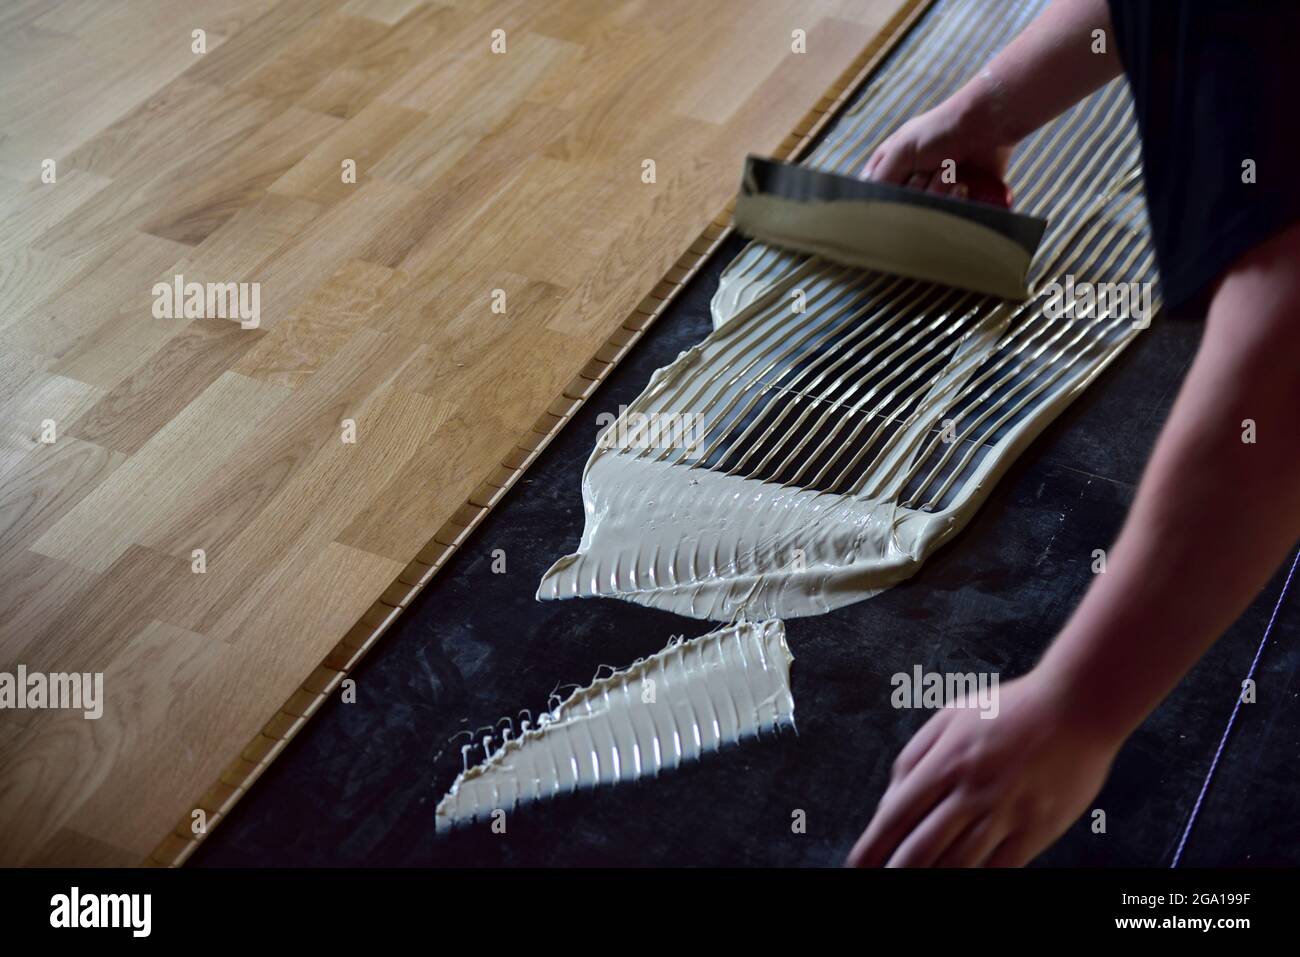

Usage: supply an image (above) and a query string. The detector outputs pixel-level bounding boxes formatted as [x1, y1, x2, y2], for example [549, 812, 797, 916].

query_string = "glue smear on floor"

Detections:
[435, 620, 794, 831]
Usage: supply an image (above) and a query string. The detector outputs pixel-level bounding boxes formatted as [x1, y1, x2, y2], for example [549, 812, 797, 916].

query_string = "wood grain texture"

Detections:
[0, 0, 918, 865]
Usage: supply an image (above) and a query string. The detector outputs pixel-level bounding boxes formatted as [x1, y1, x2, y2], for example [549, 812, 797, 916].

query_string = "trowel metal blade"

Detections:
[733, 155, 1048, 300]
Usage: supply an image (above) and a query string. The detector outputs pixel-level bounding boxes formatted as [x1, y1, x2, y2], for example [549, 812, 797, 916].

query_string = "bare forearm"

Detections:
[952, 0, 1121, 145]
[1039, 231, 1300, 742]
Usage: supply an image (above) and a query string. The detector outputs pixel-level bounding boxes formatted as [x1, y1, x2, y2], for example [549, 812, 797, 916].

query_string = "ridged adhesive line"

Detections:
[538, 0, 1160, 622]
[434, 620, 795, 830]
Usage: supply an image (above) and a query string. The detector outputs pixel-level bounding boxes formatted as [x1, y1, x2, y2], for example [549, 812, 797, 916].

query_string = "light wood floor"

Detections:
[0, 0, 912, 865]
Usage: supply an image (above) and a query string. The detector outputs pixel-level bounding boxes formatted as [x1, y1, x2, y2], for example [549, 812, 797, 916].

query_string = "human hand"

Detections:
[846, 670, 1121, 867]
[862, 90, 1015, 207]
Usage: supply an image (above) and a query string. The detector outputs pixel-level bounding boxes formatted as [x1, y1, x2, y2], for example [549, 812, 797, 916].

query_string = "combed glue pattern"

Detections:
[538, 0, 1158, 621]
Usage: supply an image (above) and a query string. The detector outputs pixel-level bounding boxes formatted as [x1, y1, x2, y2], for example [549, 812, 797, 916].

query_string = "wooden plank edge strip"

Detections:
[145, 0, 935, 867]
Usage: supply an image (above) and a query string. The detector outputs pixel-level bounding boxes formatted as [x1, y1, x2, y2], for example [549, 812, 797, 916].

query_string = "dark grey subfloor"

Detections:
[190, 225, 1298, 867]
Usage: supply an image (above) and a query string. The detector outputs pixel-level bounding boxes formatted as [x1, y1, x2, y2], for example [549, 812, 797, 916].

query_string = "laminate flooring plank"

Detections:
[0, 0, 917, 864]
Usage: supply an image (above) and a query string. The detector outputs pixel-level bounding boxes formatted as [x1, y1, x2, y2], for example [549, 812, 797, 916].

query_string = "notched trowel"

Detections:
[733, 155, 1047, 301]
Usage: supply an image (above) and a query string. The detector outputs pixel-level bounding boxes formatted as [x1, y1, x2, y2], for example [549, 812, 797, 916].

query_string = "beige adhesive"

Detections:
[540, 31, 1159, 620]
[539, 167, 1157, 620]
[434, 620, 794, 831]
[538, 307, 1009, 619]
